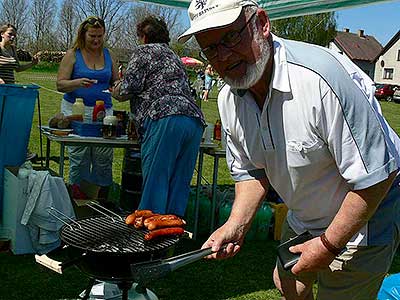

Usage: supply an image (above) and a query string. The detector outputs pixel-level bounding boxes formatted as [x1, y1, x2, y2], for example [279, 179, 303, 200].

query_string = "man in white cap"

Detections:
[179, 0, 400, 299]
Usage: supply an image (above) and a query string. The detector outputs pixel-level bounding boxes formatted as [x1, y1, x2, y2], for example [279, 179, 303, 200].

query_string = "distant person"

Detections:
[203, 64, 214, 102]
[0, 23, 39, 84]
[112, 16, 205, 216]
[118, 62, 124, 79]
[57, 16, 118, 200]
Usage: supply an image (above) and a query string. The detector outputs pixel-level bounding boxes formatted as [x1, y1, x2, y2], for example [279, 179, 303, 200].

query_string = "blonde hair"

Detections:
[72, 16, 105, 50]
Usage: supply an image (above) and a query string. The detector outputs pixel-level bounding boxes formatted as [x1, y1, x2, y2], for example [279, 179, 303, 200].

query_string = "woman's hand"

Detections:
[78, 78, 97, 88]
[0, 78, 5, 84]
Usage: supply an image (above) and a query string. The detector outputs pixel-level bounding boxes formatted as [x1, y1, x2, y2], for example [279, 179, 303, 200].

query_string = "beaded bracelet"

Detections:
[320, 233, 343, 256]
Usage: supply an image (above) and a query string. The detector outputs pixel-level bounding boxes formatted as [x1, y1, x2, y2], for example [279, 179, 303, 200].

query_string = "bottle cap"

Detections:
[103, 116, 117, 125]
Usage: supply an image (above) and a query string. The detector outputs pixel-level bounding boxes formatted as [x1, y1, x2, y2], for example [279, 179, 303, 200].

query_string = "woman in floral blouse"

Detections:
[112, 16, 205, 217]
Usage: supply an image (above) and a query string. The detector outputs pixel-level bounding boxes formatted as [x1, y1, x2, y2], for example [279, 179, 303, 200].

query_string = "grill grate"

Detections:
[60, 216, 179, 253]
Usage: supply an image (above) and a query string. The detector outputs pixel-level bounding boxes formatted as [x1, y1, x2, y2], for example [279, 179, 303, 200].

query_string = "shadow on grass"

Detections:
[0, 238, 281, 300]
[1, 235, 399, 300]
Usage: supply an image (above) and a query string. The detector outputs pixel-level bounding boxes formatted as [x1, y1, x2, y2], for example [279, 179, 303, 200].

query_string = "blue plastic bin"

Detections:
[71, 120, 102, 137]
[0, 84, 39, 215]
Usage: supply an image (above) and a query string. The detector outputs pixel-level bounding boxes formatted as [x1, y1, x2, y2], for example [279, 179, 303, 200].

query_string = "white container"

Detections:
[72, 98, 85, 117]
[103, 116, 118, 139]
[103, 116, 118, 126]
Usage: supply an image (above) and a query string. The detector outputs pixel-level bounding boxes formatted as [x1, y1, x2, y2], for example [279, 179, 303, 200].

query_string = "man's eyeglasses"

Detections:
[83, 16, 105, 27]
[200, 12, 256, 60]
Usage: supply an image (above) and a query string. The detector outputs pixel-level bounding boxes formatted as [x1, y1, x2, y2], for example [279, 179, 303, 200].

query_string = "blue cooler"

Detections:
[0, 84, 39, 215]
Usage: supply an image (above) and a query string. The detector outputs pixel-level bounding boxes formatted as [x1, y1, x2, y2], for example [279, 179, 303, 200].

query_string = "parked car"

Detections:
[375, 84, 399, 102]
[393, 87, 400, 103]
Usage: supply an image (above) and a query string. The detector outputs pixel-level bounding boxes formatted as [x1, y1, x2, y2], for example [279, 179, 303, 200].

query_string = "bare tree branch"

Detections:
[58, 0, 80, 50]
[0, 0, 30, 46]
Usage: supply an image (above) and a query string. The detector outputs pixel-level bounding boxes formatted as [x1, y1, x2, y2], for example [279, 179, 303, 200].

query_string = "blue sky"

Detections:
[335, 0, 400, 46]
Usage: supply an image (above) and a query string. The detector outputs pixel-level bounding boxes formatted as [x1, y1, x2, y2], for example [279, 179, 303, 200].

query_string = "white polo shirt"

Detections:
[218, 34, 400, 246]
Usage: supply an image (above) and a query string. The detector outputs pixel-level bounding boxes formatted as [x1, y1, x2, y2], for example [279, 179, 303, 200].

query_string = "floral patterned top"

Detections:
[120, 43, 205, 137]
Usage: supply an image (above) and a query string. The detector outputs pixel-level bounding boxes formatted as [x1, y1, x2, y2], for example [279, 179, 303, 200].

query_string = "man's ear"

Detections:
[256, 9, 271, 39]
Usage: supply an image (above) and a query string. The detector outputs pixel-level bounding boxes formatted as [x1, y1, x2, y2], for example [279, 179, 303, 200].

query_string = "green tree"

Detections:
[271, 12, 336, 46]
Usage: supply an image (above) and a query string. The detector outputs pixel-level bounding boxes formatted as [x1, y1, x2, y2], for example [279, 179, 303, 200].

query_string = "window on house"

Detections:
[397, 49, 400, 61]
[383, 68, 394, 79]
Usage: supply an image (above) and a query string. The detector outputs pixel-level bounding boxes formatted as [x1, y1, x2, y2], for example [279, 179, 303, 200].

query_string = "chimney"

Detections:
[343, 28, 350, 33]
[358, 29, 364, 37]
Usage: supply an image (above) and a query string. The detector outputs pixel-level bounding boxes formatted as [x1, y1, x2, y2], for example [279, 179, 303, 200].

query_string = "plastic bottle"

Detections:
[92, 100, 106, 122]
[72, 98, 85, 118]
[214, 119, 221, 141]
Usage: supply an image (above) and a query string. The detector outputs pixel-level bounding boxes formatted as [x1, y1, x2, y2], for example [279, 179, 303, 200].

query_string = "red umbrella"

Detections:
[181, 56, 204, 68]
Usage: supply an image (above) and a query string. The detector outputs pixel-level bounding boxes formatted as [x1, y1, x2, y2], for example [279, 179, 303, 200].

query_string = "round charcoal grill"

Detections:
[57, 214, 180, 282]
[36, 204, 217, 300]
[60, 215, 179, 254]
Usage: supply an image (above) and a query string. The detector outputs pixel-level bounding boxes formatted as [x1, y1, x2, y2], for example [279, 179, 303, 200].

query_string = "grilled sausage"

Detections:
[134, 210, 154, 218]
[125, 213, 136, 225]
[143, 214, 161, 227]
[145, 215, 186, 231]
[134, 216, 144, 229]
[144, 227, 185, 241]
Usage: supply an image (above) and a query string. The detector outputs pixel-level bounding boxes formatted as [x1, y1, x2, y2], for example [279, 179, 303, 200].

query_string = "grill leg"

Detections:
[80, 278, 96, 300]
[117, 282, 133, 300]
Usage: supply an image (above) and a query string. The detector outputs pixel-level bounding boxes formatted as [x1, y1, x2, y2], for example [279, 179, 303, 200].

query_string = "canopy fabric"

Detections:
[133, 0, 396, 19]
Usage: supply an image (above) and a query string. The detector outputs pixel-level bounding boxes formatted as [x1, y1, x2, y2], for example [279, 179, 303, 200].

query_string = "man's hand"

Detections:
[289, 236, 336, 274]
[0, 78, 5, 84]
[201, 220, 245, 260]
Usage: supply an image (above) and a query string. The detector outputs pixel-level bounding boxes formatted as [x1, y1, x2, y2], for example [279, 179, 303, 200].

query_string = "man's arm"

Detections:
[291, 171, 397, 274]
[202, 177, 269, 259]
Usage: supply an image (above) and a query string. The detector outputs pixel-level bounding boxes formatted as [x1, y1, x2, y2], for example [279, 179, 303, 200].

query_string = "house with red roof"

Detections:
[329, 28, 383, 79]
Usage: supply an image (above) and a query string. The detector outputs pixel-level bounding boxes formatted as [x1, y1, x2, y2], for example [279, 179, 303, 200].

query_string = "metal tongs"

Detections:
[131, 244, 229, 284]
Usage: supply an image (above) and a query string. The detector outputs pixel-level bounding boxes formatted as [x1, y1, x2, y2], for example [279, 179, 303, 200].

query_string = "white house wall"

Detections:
[374, 38, 400, 85]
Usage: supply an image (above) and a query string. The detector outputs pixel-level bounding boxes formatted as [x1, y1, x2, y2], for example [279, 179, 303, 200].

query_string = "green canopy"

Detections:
[133, 0, 396, 19]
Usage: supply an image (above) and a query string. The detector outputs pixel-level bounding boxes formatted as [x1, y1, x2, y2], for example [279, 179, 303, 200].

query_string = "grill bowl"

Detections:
[59, 215, 180, 281]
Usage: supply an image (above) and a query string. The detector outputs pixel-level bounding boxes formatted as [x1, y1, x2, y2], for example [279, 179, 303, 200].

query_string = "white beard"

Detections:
[224, 25, 272, 89]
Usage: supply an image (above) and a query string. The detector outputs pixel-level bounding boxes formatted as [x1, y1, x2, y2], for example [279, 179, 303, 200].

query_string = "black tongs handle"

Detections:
[131, 244, 229, 283]
[163, 246, 215, 271]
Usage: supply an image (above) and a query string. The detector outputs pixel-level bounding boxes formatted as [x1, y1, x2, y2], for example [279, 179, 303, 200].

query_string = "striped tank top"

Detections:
[0, 47, 19, 84]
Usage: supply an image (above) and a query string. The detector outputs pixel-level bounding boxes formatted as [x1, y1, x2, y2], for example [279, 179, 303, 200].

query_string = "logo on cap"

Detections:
[195, 0, 207, 10]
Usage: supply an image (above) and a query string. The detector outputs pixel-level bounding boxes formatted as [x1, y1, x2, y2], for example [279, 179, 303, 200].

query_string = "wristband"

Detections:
[320, 233, 343, 256]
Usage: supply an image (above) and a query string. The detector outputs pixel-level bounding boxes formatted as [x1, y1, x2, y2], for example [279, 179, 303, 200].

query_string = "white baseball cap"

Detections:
[178, 0, 258, 43]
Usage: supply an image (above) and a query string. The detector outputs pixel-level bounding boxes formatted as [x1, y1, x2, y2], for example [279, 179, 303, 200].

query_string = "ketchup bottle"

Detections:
[92, 100, 105, 122]
[214, 119, 221, 141]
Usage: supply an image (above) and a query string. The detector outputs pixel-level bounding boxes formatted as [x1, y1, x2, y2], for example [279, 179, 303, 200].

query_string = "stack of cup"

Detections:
[203, 123, 214, 143]
[221, 130, 227, 149]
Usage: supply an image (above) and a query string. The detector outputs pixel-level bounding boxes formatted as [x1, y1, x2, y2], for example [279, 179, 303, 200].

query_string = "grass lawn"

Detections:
[0, 70, 399, 299]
